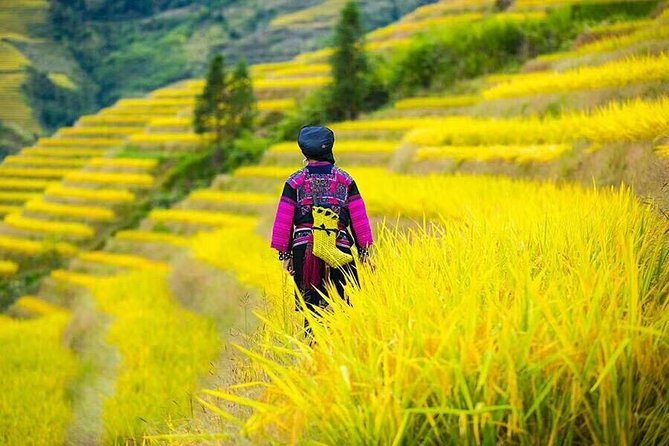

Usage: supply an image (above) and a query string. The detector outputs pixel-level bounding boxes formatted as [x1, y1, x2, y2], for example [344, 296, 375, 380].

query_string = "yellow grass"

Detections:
[85, 270, 221, 443]
[404, 96, 669, 146]
[0, 311, 79, 445]
[0, 204, 23, 215]
[0, 72, 38, 131]
[114, 98, 195, 108]
[258, 98, 297, 112]
[368, 13, 485, 41]
[88, 157, 159, 170]
[198, 171, 669, 444]
[406, 0, 494, 20]
[114, 230, 190, 247]
[4, 213, 95, 239]
[253, 76, 331, 90]
[128, 132, 202, 146]
[106, 106, 187, 116]
[537, 21, 669, 63]
[483, 53, 669, 99]
[13, 296, 66, 317]
[516, 0, 656, 8]
[77, 251, 169, 270]
[39, 137, 124, 147]
[50, 269, 100, 288]
[78, 114, 150, 126]
[147, 116, 192, 128]
[258, 64, 331, 79]
[47, 73, 77, 90]
[0, 0, 47, 35]
[148, 209, 257, 228]
[25, 199, 116, 221]
[2, 155, 87, 167]
[188, 190, 274, 205]
[0, 177, 57, 190]
[414, 143, 572, 163]
[21, 147, 109, 157]
[57, 126, 143, 137]
[270, 140, 400, 154]
[64, 171, 155, 187]
[45, 185, 136, 203]
[234, 165, 295, 180]
[270, 0, 346, 28]
[0, 234, 77, 256]
[0, 166, 76, 178]
[0, 259, 18, 276]
[0, 191, 40, 202]
[332, 117, 441, 133]
[656, 144, 669, 157]
[150, 88, 200, 99]
[0, 41, 29, 71]
[394, 95, 480, 110]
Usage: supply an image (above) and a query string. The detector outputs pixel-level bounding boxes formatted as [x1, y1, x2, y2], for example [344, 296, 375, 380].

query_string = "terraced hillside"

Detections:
[0, 0, 433, 157]
[1, 0, 668, 444]
[0, 0, 46, 135]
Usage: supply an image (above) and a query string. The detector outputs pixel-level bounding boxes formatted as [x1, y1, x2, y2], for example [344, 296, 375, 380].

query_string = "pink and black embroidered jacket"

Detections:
[270, 161, 373, 253]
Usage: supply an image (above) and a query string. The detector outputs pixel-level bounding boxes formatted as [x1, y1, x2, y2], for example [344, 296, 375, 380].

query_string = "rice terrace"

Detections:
[0, 0, 668, 444]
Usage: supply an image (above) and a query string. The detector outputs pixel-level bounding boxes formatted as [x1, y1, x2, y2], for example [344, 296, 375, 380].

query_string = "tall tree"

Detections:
[194, 55, 228, 163]
[225, 59, 256, 141]
[328, 1, 369, 121]
[193, 55, 256, 168]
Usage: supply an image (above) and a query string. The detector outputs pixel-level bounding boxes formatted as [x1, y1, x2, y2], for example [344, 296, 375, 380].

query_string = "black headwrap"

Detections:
[297, 126, 335, 164]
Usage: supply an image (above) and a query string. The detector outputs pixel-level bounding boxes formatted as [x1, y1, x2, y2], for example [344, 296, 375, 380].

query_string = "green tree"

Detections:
[328, 1, 369, 121]
[225, 60, 256, 141]
[193, 55, 257, 169]
[194, 54, 227, 163]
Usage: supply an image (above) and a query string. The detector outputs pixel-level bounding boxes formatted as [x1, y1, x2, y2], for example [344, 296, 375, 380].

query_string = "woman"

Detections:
[270, 125, 373, 316]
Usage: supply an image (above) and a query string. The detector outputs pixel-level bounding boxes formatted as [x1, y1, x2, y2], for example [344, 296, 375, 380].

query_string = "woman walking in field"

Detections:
[270, 125, 373, 321]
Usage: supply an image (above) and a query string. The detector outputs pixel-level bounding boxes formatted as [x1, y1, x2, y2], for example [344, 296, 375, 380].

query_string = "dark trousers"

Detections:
[291, 244, 359, 313]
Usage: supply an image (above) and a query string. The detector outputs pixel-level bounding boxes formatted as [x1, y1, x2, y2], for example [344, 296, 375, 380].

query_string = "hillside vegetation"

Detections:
[0, 0, 434, 157]
[0, 0, 668, 444]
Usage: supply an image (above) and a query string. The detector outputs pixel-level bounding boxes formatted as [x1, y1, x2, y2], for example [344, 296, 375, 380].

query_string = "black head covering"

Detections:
[297, 126, 335, 164]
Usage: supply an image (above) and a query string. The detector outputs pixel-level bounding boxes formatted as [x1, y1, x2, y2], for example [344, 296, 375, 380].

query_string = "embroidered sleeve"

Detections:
[271, 182, 297, 252]
[347, 180, 373, 249]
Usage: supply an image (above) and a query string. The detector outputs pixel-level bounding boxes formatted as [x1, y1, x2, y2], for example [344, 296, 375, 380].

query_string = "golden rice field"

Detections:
[537, 19, 669, 63]
[406, 0, 494, 20]
[190, 172, 669, 445]
[76, 251, 168, 270]
[21, 147, 109, 157]
[4, 213, 95, 239]
[0, 259, 19, 276]
[0, 234, 77, 256]
[367, 12, 485, 41]
[270, 0, 347, 28]
[2, 156, 88, 167]
[63, 171, 155, 187]
[414, 143, 572, 163]
[114, 230, 190, 247]
[0, 41, 29, 71]
[483, 53, 669, 99]
[0, 309, 79, 445]
[45, 185, 136, 203]
[270, 140, 399, 154]
[0, 73, 38, 132]
[394, 95, 480, 110]
[1, 2, 668, 445]
[24, 199, 116, 221]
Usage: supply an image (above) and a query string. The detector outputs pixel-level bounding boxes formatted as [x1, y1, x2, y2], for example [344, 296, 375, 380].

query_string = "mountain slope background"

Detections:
[0, 0, 435, 158]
